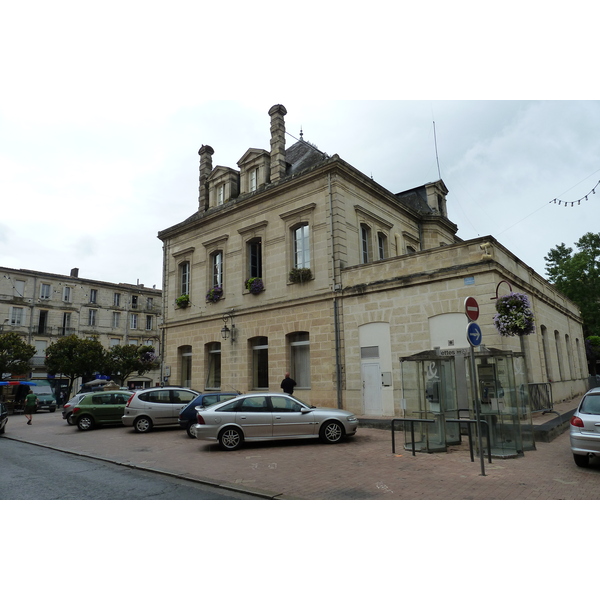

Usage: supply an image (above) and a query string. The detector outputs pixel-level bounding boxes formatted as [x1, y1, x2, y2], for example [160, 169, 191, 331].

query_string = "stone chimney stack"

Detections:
[198, 145, 214, 212]
[70, 268, 79, 278]
[268, 104, 287, 183]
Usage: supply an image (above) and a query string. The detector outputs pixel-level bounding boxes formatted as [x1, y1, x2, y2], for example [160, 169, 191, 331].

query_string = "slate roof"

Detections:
[285, 140, 328, 176]
[394, 187, 433, 215]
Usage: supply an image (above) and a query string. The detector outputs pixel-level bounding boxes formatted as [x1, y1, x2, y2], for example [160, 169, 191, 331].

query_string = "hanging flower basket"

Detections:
[493, 292, 535, 337]
[289, 268, 312, 284]
[205, 286, 223, 303]
[245, 277, 265, 294]
[175, 294, 190, 308]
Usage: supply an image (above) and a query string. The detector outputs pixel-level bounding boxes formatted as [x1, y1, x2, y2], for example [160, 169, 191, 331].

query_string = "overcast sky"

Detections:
[1, 3, 597, 294]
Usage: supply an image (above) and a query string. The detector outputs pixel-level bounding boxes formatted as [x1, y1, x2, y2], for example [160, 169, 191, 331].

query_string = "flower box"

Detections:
[289, 268, 312, 284]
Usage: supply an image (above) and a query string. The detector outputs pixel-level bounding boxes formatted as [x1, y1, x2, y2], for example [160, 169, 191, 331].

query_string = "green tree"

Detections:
[45, 335, 106, 399]
[586, 336, 600, 376]
[104, 344, 159, 386]
[545, 232, 600, 337]
[0, 332, 36, 378]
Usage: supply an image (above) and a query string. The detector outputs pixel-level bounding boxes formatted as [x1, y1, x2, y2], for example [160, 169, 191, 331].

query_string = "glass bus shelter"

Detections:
[400, 347, 535, 457]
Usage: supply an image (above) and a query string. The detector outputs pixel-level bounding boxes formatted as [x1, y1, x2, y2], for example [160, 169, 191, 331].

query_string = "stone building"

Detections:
[0, 266, 162, 391]
[157, 104, 587, 421]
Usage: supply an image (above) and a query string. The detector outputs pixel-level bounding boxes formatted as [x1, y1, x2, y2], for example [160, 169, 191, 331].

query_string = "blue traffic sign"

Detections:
[466, 322, 482, 347]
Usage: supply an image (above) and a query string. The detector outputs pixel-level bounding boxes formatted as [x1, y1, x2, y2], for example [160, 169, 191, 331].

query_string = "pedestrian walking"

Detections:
[24, 389, 38, 425]
[280, 372, 297, 395]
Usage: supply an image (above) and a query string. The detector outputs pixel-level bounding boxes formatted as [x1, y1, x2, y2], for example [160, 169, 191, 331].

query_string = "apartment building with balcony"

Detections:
[0, 266, 162, 389]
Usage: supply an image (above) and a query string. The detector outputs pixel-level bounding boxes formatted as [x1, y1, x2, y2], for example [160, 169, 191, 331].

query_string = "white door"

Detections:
[362, 362, 383, 416]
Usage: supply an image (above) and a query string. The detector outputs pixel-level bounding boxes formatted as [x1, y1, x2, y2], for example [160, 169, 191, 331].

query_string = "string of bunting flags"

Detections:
[550, 179, 599, 207]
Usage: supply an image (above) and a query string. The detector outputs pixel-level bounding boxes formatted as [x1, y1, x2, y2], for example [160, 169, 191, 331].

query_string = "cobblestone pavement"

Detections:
[3, 402, 599, 500]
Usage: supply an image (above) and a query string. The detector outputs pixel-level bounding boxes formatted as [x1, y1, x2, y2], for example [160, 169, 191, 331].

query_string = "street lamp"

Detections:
[221, 311, 236, 343]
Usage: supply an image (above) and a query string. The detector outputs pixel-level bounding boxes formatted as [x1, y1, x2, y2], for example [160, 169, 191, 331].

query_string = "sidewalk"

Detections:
[356, 395, 581, 441]
[2, 395, 599, 500]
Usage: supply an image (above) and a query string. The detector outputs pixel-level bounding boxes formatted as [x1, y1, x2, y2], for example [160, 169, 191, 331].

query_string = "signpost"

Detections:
[464, 297, 486, 476]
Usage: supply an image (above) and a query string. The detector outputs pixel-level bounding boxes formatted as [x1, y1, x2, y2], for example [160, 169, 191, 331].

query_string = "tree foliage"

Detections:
[45, 335, 106, 398]
[104, 344, 159, 386]
[0, 332, 36, 378]
[545, 232, 600, 336]
[586, 336, 600, 376]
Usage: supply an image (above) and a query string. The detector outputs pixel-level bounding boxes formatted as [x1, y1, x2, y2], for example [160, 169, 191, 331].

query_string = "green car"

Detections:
[36, 392, 57, 413]
[72, 390, 132, 431]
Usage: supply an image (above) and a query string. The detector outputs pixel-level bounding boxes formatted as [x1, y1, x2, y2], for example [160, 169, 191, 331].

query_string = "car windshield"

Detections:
[580, 394, 600, 415]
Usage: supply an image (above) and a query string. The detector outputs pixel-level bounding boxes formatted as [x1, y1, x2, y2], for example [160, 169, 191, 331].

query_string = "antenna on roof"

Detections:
[299, 127, 304, 140]
[433, 121, 442, 180]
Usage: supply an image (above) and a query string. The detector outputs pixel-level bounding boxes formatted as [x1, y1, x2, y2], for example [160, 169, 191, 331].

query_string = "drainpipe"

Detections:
[160, 239, 169, 386]
[28, 275, 38, 347]
[328, 173, 343, 409]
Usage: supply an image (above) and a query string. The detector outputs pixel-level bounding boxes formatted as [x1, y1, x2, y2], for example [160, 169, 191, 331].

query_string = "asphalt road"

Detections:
[0, 437, 258, 500]
[4, 406, 600, 500]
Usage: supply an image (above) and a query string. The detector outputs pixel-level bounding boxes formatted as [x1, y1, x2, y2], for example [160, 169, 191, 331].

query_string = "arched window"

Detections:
[554, 330, 564, 381]
[565, 334, 573, 380]
[541, 325, 553, 381]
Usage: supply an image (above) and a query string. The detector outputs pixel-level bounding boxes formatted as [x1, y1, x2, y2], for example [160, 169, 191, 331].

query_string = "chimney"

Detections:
[198, 145, 214, 212]
[70, 268, 79, 278]
[268, 104, 287, 182]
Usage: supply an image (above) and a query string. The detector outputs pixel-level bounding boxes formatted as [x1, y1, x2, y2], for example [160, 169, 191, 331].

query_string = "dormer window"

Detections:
[237, 149, 270, 194]
[207, 167, 240, 208]
[250, 168, 258, 192]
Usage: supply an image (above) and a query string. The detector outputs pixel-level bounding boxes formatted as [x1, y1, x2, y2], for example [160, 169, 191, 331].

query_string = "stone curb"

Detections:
[3, 435, 285, 500]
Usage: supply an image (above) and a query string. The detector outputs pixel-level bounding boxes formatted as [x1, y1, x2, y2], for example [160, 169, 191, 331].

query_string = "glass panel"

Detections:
[294, 225, 310, 268]
[206, 344, 221, 389]
[400, 357, 458, 452]
[252, 337, 269, 389]
[181, 353, 192, 388]
[290, 333, 310, 388]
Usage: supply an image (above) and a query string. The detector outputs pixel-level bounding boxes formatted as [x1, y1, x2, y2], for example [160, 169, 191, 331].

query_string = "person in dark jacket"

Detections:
[280, 373, 297, 395]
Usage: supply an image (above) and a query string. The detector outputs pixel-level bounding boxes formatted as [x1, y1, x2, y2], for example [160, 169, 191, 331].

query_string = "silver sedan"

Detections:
[570, 387, 600, 467]
[191, 393, 359, 450]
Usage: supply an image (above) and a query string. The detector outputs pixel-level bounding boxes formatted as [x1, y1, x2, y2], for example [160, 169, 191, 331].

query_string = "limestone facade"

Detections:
[158, 105, 587, 415]
[0, 266, 162, 387]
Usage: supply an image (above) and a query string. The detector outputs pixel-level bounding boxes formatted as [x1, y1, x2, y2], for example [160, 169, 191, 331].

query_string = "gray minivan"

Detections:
[122, 386, 200, 433]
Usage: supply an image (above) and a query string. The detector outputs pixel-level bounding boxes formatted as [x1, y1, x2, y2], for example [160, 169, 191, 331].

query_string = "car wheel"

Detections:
[134, 416, 153, 433]
[320, 420, 344, 444]
[50, 407, 56, 413]
[573, 453, 590, 468]
[186, 422, 196, 439]
[77, 415, 94, 431]
[0, 423, 5, 435]
[219, 427, 243, 450]
[66, 413, 75, 425]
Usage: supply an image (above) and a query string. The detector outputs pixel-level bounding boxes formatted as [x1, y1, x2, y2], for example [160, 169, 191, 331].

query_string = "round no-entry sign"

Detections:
[464, 296, 479, 321]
